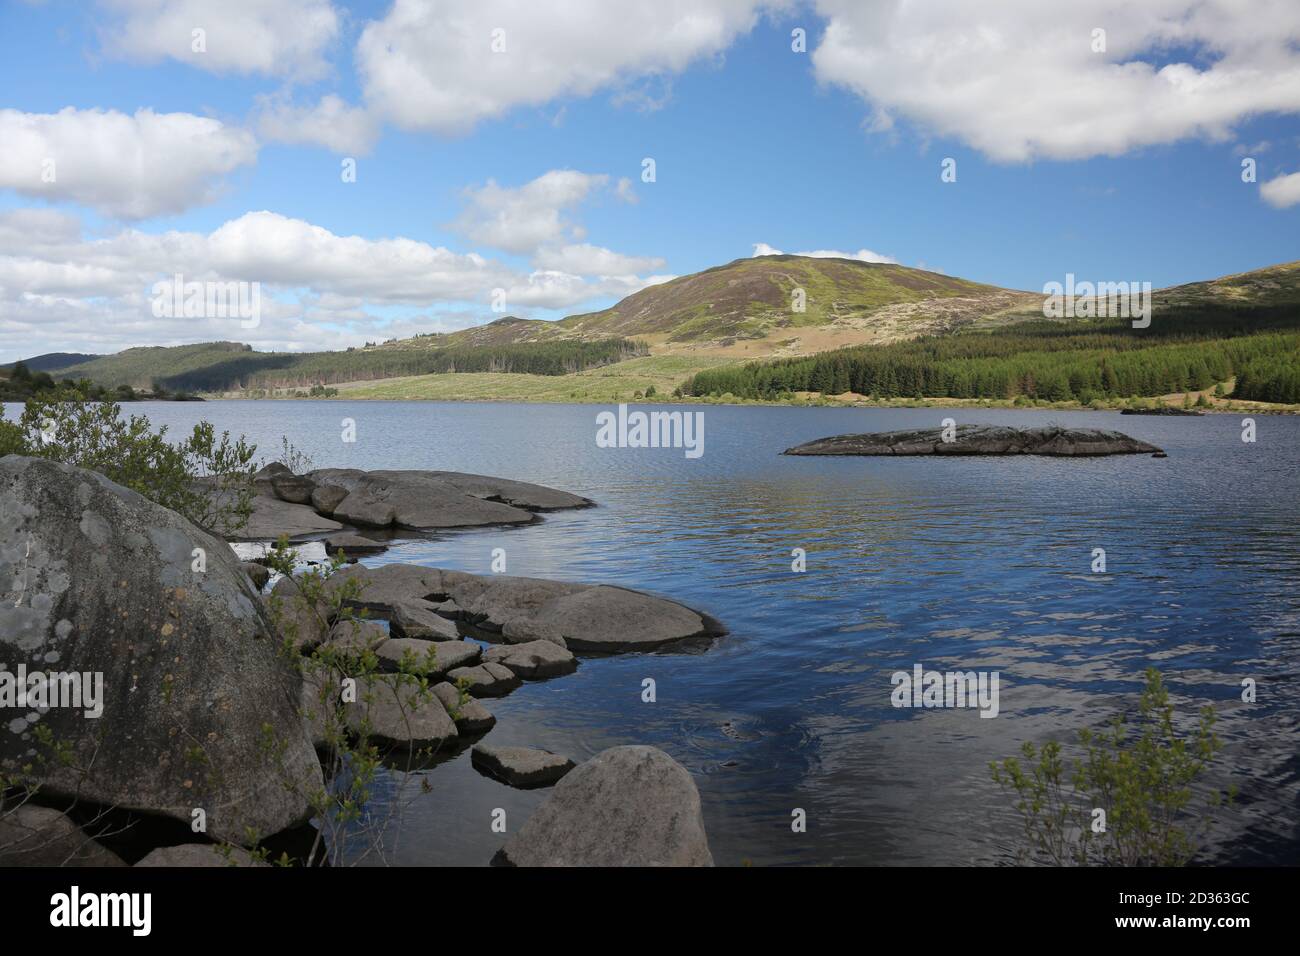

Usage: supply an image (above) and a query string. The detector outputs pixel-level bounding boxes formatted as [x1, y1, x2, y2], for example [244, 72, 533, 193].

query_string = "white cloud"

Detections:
[0, 107, 257, 219]
[1261, 171, 1300, 208]
[0, 208, 671, 357]
[452, 170, 609, 255]
[811, 0, 1300, 161]
[356, 0, 775, 134]
[99, 0, 340, 80]
[256, 94, 379, 155]
[533, 243, 665, 275]
[752, 242, 897, 264]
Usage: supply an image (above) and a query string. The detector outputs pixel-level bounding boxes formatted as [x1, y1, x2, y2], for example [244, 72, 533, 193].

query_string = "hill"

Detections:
[1, 352, 101, 373]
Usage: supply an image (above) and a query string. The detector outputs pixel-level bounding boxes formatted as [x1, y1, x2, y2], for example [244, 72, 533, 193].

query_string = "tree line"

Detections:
[683, 307, 1300, 404]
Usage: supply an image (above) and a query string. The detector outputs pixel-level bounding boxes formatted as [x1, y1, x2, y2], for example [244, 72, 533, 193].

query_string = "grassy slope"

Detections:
[328, 355, 733, 402]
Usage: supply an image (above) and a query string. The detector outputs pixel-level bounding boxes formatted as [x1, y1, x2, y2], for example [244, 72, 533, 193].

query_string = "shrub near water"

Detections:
[991, 668, 1235, 866]
[0, 387, 256, 536]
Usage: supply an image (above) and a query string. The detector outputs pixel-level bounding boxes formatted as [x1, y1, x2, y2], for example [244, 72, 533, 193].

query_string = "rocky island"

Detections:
[783, 424, 1165, 457]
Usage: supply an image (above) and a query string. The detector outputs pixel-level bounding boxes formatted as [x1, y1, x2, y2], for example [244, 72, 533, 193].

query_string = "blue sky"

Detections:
[1, 0, 1298, 359]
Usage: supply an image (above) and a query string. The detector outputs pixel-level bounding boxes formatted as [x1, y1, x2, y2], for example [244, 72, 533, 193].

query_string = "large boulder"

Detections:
[493, 746, 713, 866]
[483, 640, 576, 679]
[0, 456, 323, 846]
[325, 564, 725, 653]
[345, 675, 458, 752]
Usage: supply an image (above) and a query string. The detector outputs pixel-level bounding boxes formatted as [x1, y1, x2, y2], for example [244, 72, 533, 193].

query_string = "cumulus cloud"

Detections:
[0, 208, 670, 357]
[1260, 171, 1300, 208]
[98, 0, 340, 80]
[533, 243, 666, 276]
[0, 107, 257, 219]
[255, 94, 379, 155]
[356, 0, 774, 134]
[752, 242, 897, 263]
[811, 0, 1300, 161]
[452, 170, 610, 255]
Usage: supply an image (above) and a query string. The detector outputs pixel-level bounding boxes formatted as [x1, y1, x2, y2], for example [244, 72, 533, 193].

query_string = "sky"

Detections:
[1, 0, 1298, 360]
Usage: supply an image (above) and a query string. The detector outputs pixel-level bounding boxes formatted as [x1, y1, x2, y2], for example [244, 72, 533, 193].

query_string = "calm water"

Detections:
[20, 401, 1300, 866]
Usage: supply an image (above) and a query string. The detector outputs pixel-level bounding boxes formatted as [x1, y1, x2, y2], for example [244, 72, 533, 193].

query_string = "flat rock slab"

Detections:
[472, 744, 575, 789]
[326, 563, 725, 653]
[375, 637, 481, 677]
[447, 662, 521, 698]
[0, 805, 125, 867]
[225, 493, 343, 540]
[483, 640, 577, 679]
[306, 468, 592, 531]
[784, 424, 1164, 457]
[493, 746, 712, 866]
[135, 844, 268, 867]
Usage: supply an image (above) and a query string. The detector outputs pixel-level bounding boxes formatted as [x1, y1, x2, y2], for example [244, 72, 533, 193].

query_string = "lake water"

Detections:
[18, 400, 1300, 866]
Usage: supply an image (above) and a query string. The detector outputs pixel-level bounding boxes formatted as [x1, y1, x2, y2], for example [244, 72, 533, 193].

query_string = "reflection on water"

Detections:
[20, 400, 1298, 866]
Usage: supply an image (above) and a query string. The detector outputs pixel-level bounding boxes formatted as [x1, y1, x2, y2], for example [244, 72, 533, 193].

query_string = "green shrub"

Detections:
[10, 387, 256, 535]
[991, 668, 1234, 866]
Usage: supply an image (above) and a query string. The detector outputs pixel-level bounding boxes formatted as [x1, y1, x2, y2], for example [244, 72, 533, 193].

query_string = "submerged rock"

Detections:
[471, 744, 575, 789]
[784, 424, 1164, 457]
[325, 563, 725, 653]
[0, 456, 322, 846]
[493, 746, 712, 866]
[323, 532, 389, 557]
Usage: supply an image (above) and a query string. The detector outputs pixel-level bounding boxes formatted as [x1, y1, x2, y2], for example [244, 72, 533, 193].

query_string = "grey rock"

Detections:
[240, 560, 271, 590]
[325, 564, 724, 653]
[0, 456, 322, 847]
[307, 468, 591, 531]
[323, 532, 388, 557]
[471, 744, 574, 789]
[310, 484, 349, 515]
[271, 472, 316, 505]
[784, 424, 1164, 457]
[483, 640, 576, 679]
[494, 746, 712, 866]
[373, 636, 481, 677]
[0, 804, 126, 867]
[268, 575, 333, 652]
[345, 675, 457, 751]
[225, 493, 343, 541]
[446, 662, 521, 698]
[390, 600, 460, 641]
[431, 682, 495, 734]
[135, 843, 269, 867]
[322, 619, 388, 656]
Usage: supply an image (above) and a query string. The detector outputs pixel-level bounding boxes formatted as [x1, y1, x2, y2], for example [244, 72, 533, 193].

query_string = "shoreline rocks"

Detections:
[222, 465, 593, 542]
[326, 563, 726, 654]
[784, 424, 1164, 457]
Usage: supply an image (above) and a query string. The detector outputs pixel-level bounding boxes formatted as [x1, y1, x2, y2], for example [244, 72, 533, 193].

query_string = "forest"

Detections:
[682, 306, 1300, 404]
